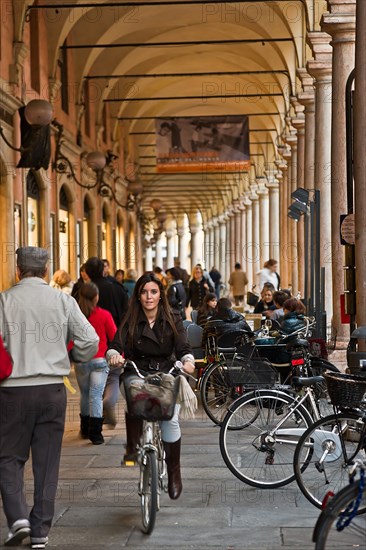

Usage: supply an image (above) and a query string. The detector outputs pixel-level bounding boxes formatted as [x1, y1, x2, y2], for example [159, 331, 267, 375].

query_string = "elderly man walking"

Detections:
[0, 247, 99, 549]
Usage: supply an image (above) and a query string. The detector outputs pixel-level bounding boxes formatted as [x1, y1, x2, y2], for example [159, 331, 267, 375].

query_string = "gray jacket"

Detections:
[0, 277, 99, 387]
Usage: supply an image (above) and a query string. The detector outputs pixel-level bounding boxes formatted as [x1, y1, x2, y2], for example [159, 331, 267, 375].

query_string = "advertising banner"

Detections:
[155, 115, 250, 173]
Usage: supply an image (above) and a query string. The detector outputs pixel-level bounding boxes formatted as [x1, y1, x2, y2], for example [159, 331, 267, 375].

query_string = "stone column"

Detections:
[155, 233, 164, 269]
[354, 0, 366, 326]
[213, 218, 220, 269]
[244, 196, 253, 289]
[218, 215, 227, 282]
[307, 31, 333, 325]
[240, 200, 247, 268]
[257, 177, 270, 268]
[189, 213, 201, 269]
[250, 185, 260, 286]
[266, 170, 280, 261]
[145, 242, 153, 272]
[291, 102, 306, 297]
[279, 152, 291, 289]
[322, 0, 356, 339]
[177, 215, 190, 271]
[276, 158, 289, 288]
[285, 130, 299, 295]
[227, 210, 235, 281]
[234, 202, 242, 264]
[165, 227, 175, 270]
[297, 69, 316, 190]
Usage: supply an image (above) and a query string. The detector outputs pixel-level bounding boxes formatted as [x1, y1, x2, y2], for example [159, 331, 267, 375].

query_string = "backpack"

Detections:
[0, 335, 13, 382]
[173, 285, 186, 320]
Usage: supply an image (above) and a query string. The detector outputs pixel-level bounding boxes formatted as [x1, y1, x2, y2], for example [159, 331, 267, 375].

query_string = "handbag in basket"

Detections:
[0, 334, 13, 382]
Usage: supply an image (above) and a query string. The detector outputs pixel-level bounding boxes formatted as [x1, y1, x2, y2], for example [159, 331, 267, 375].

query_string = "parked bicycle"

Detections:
[293, 370, 366, 510]
[121, 359, 190, 534]
[200, 317, 336, 426]
[313, 459, 366, 549]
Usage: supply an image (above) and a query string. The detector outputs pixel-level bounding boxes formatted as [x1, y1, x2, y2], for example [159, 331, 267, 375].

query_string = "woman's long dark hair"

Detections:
[197, 292, 216, 316]
[118, 272, 178, 348]
[78, 282, 99, 318]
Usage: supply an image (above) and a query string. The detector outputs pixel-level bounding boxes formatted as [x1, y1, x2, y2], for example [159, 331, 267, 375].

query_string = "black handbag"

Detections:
[247, 289, 259, 307]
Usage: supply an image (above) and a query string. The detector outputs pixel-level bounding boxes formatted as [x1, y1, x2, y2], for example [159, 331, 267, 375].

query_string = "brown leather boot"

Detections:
[123, 412, 143, 465]
[163, 438, 182, 500]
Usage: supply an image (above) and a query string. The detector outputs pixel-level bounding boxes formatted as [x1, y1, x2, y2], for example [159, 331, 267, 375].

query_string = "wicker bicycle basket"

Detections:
[324, 371, 366, 408]
[123, 373, 181, 421]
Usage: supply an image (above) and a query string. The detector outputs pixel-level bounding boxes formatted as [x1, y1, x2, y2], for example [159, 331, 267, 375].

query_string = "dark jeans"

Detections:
[0, 384, 66, 536]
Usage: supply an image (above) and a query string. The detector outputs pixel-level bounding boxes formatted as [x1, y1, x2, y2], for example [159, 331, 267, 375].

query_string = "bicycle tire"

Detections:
[314, 482, 366, 549]
[219, 389, 313, 488]
[200, 360, 244, 426]
[293, 412, 366, 509]
[140, 449, 158, 534]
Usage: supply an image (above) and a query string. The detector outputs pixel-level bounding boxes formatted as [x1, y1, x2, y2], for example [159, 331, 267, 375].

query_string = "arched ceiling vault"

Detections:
[24, 0, 315, 219]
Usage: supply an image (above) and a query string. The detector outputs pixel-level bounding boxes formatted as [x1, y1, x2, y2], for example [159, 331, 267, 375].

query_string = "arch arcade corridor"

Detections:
[1, 0, 366, 341]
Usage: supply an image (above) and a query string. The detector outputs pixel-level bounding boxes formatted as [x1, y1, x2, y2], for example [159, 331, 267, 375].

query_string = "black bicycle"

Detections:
[313, 459, 366, 549]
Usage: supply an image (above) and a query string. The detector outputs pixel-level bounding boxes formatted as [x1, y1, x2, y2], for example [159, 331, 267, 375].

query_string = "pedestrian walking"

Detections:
[0, 247, 99, 549]
[228, 263, 249, 306]
[84, 257, 129, 428]
[258, 259, 280, 291]
[74, 282, 117, 445]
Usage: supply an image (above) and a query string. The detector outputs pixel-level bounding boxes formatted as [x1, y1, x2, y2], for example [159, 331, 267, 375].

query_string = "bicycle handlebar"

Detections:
[122, 359, 197, 382]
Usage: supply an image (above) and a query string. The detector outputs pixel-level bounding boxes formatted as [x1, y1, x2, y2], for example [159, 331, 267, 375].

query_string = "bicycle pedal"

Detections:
[122, 459, 137, 467]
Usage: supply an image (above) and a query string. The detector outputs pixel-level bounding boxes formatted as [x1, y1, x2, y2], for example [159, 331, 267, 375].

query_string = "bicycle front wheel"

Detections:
[293, 412, 366, 509]
[314, 482, 366, 549]
[140, 449, 158, 534]
[219, 389, 313, 488]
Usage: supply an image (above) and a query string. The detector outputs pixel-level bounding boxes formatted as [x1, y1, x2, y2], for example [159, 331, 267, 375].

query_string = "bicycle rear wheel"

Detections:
[293, 412, 366, 509]
[200, 361, 243, 426]
[314, 482, 366, 549]
[140, 449, 158, 534]
[219, 389, 313, 488]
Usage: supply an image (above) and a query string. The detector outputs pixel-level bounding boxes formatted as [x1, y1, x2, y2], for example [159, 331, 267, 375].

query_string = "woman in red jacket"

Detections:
[74, 282, 117, 444]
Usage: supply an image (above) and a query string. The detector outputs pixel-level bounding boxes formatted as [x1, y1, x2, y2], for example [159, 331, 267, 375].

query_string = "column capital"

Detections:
[306, 32, 333, 83]
[265, 170, 279, 188]
[296, 68, 315, 111]
[256, 177, 269, 195]
[321, 1, 356, 42]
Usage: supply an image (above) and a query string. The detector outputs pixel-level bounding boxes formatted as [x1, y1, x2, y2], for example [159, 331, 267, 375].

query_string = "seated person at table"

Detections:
[253, 285, 275, 317]
[202, 298, 253, 349]
[281, 298, 306, 334]
[270, 291, 290, 324]
[196, 292, 217, 327]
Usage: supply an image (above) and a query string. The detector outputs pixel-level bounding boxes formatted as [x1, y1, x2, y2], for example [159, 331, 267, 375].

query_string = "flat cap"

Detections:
[16, 246, 48, 269]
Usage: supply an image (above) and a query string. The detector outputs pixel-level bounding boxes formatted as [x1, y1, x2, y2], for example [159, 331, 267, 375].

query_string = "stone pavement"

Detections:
[1, 368, 334, 550]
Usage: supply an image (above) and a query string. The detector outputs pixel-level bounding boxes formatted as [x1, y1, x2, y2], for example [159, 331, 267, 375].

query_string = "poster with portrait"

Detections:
[155, 115, 250, 173]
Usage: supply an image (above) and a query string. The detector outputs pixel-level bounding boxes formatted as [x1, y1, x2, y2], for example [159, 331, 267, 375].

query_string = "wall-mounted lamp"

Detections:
[53, 120, 142, 211]
[291, 187, 309, 204]
[139, 198, 166, 236]
[0, 99, 53, 169]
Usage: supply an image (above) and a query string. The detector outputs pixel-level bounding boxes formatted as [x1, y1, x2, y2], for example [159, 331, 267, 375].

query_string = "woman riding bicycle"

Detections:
[107, 272, 195, 500]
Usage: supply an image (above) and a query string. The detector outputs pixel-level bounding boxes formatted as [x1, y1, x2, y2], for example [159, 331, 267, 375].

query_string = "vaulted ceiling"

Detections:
[23, 0, 320, 222]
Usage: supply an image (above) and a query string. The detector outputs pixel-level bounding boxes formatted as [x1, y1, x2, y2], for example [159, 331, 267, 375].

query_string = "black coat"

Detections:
[108, 309, 192, 373]
[187, 278, 214, 309]
[167, 282, 187, 319]
[92, 276, 128, 327]
[202, 309, 253, 346]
